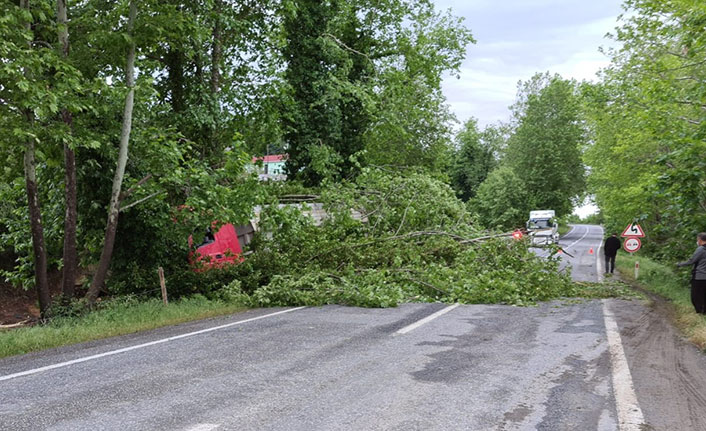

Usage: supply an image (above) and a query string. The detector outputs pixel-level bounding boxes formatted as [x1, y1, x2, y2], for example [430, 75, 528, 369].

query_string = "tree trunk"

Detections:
[210, 0, 223, 95]
[21, 0, 51, 318]
[24, 118, 52, 318]
[166, 49, 185, 113]
[85, 1, 137, 304]
[57, 0, 78, 301]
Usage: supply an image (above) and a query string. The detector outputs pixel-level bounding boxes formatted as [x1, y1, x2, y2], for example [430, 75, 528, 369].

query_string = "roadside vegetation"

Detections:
[0, 0, 588, 324]
[582, 0, 706, 261]
[1, 0, 703, 357]
[616, 254, 706, 350]
[0, 296, 245, 359]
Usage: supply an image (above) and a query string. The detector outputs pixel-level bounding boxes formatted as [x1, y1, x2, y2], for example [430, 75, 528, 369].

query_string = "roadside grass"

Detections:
[0, 296, 246, 360]
[558, 223, 571, 236]
[616, 253, 706, 350]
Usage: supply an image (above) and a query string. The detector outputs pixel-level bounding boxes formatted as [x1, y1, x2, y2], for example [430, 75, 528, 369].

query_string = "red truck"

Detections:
[188, 222, 253, 269]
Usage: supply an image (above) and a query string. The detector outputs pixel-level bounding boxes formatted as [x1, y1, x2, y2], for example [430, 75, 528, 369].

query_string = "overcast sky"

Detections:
[434, 0, 626, 128]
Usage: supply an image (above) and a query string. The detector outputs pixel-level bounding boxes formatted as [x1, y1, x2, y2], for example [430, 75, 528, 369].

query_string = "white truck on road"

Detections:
[526, 210, 559, 245]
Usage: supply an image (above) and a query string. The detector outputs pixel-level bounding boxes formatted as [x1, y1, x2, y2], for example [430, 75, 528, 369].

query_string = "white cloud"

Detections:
[435, 0, 624, 128]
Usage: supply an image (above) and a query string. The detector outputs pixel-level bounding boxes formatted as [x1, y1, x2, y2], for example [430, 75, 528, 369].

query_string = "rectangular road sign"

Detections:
[621, 223, 645, 238]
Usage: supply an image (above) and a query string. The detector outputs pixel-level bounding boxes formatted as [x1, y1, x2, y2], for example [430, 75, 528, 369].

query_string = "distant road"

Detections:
[2, 225, 706, 430]
[533, 223, 606, 283]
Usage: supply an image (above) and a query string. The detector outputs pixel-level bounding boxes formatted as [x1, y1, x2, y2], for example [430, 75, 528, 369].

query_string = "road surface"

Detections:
[2, 225, 706, 430]
[533, 223, 605, 283]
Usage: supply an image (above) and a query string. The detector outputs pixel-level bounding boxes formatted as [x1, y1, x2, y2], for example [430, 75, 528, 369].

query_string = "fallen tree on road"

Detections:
[225, 168, 578, 308]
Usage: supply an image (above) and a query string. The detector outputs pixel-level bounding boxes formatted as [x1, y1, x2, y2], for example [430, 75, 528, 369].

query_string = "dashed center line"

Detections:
[565, 224, 590, 251]
[394, 304, 460, 335]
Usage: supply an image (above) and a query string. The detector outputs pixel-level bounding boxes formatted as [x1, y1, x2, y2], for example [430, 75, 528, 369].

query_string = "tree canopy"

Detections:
[471, 74, 587, 229]
[0, 0, 477, 313]
[583, 0, 706, 259]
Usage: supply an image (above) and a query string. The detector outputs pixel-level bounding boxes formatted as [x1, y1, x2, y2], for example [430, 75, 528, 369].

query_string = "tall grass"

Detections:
[616, 253, 706, 349]
[0, 296, 246, 359]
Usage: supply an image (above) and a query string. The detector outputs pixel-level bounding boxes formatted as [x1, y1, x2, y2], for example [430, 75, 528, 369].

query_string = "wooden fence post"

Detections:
[158, 267, 168, 305]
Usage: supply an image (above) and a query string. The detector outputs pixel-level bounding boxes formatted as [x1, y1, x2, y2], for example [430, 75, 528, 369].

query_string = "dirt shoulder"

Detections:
[609, 292, 706, 430]
[0, 284, 38, 326]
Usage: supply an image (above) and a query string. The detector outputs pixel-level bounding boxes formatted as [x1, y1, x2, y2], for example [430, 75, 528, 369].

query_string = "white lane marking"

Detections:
[602, 300, 645, 430]
[395, 304, 460, 335]
[596, 225, 605, 283]
[0, 307, 306, 382]
[564, 225, 590, 251]
[563, 224, 577, 238]
[185, 425, 220, 431]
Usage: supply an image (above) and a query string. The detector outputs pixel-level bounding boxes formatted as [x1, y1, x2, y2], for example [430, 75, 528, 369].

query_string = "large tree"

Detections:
[504, 73, 587, 217]
[450, 119, 497, 201]
[472, 166, 530, 229]
[0, 0, 62, 316]
[85, 0, 137, 304]
[282, 0, 474, 184]
[57, 0, 79, 301]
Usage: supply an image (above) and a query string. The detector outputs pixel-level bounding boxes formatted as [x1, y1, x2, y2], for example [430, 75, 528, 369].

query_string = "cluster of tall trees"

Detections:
[451, 73, 587, 230]
[449, 0, 706, 259]
[0, 0, 472, 316]
[281, 0, 473, 184]
[583, 0, 706, 260]
[8, 0, 697, 317]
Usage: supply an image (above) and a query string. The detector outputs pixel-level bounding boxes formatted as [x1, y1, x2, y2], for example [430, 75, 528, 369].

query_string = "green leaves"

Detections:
[583, 0, 706, 260]
[450, 119, 497, 202]
[237, 168, 575, 308]
[505, 74, 586, 217]
[281, 0, 473, 184]
[469, 75, 587, 230]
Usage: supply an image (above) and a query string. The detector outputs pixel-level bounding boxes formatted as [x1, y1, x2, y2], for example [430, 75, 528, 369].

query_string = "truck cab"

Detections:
[526, 210, 559, 245]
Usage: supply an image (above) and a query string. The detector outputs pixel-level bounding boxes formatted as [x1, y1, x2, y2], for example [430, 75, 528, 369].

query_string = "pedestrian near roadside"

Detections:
[677, 232, 706, 314]
[604, 232, 621, 274]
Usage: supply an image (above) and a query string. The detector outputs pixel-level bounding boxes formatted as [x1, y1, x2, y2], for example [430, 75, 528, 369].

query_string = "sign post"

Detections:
[621, 223, 645, 238]
[635, 261, 640, 280]
[621, 222, 645, 280]
[623, 237, 642, 253]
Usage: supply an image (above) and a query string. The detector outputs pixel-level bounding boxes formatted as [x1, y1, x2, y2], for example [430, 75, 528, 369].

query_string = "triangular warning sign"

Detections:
[621, 223, 645, 238]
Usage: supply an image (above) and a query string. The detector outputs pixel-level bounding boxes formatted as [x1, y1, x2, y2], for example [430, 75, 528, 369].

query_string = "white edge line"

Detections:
[602, 300, 645, 430]
[0, 307, 306, 382]
[597, 225, 605, 283]
[185, 425, 220, 431]
[395, 304, 460, 335]
[563, 224, 577, 238]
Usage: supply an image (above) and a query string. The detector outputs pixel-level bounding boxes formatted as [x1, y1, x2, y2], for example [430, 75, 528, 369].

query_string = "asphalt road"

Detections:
[533, 223, 606, 283]
[0, 303, 620, 430]
[1, 224, 705, 430]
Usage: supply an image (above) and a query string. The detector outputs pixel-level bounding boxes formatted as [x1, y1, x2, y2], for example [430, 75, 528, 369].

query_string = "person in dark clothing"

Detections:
[677, 232, 706, 314]
[604, 232, 621, 274]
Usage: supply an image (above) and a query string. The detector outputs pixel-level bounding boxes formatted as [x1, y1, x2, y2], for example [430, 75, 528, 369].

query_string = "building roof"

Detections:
[252, 154, 287, 163]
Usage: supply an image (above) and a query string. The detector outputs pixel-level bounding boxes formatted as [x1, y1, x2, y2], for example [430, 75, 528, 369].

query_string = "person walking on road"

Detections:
[677, 232, 706, 314]
[604, 232, 621, 274]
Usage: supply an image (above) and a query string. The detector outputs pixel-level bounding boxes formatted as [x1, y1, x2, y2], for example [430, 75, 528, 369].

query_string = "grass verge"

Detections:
[0, 296, 246, 360]
[616, 253, 706, 350]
